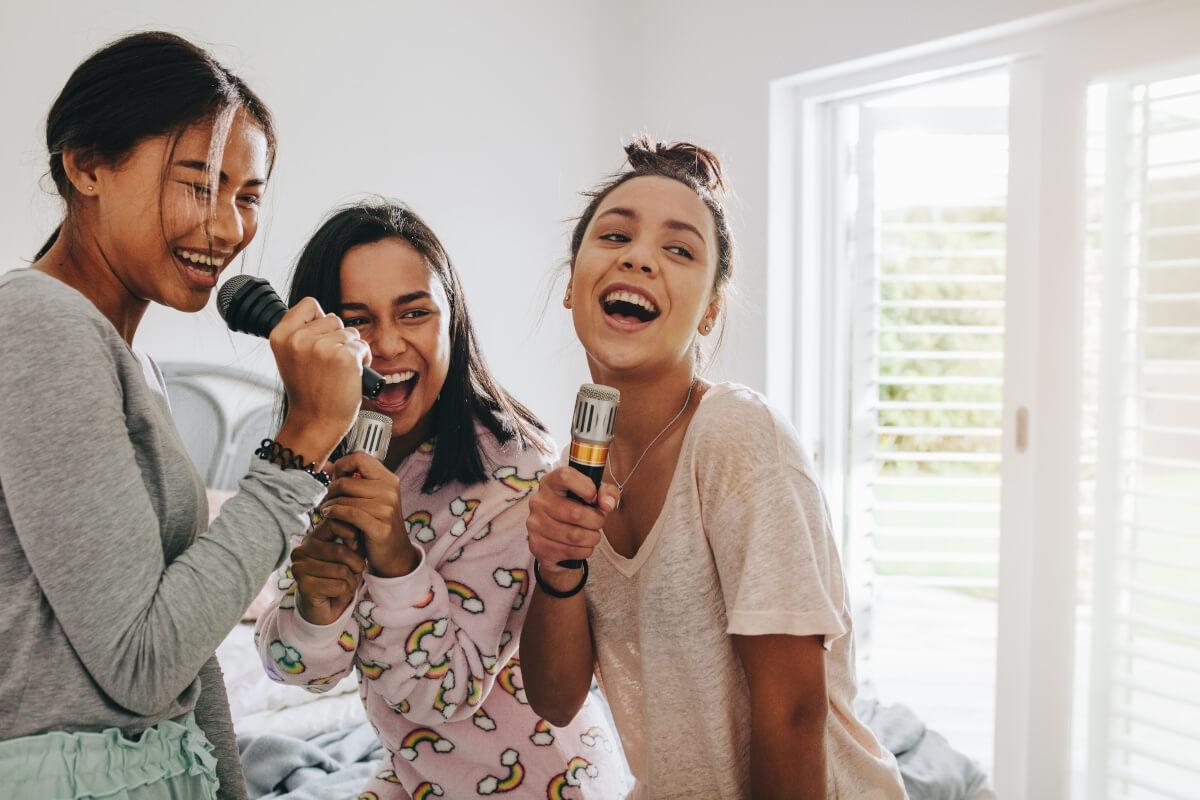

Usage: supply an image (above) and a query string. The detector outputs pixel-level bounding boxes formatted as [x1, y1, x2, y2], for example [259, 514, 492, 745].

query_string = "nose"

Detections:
[620, 240, 657, 275]
[206, 198, 244, 249]
[373, 321, 408, 361]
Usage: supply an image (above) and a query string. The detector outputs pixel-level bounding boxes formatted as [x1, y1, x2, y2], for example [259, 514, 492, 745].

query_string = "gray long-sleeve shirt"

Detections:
[0, 269, 325, 793]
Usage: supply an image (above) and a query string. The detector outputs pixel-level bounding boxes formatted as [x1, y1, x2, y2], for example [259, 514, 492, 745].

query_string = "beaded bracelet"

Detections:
[533, 559, 588, 598]
[255, 438, 331, 486]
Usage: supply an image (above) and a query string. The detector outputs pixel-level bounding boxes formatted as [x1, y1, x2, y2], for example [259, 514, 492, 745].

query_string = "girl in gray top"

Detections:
[0, 32, 370, 800]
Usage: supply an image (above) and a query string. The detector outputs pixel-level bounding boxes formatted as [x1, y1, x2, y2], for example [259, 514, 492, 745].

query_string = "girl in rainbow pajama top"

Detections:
[254, 200, 625, 799]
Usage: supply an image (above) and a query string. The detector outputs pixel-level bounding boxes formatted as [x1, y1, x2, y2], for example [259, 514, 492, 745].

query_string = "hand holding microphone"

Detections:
[216, 275, 378, 465]
[526, 384, 621, 596]
[318, 412, 418, 579]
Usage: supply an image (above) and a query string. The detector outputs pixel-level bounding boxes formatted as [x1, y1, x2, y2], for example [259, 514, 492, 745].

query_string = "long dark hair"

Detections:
[35, 31, 277, 259]
[286, 199, 548, 493]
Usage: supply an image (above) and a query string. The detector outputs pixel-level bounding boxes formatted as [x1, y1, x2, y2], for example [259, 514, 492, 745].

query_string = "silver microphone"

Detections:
[346, 410, 393, 461]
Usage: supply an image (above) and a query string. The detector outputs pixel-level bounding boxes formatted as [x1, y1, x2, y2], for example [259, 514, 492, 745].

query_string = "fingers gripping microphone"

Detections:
[217, 274, 386, 400]
[561, 383, 620, 569]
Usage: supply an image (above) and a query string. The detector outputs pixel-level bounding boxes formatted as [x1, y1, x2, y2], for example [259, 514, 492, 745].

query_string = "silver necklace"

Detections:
[609, 380, 697, 495]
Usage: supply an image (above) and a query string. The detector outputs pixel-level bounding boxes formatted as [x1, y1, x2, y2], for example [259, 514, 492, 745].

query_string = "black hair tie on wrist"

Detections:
[533, 559, 588, 598]
[255, 438, 331, 486]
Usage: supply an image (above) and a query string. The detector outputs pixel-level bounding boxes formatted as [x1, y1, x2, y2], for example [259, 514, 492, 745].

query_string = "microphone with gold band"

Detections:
[561, 383, 620, 568]
[568, 440, 610, 468]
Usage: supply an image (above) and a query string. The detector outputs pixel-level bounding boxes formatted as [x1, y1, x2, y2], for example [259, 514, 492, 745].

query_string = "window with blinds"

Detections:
[840, 72, 1008, 770]
[1079, 72, 1200, 800]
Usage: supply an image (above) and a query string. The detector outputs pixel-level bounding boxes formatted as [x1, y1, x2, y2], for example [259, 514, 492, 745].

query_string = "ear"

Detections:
[61, 147, 101, 197]
[698, 298, 720, 336]
[563, 280, 574, 310]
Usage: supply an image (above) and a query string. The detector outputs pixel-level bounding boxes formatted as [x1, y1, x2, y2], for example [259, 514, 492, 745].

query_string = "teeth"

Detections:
[383, 371, 416, 384]
[175, 249, 226, 269]
[604, 290, 658, 314]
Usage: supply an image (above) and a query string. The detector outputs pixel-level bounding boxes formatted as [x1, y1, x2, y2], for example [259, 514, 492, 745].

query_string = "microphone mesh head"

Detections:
[217, 274, 255, 319]
[572, 383, 620, 444]
[346, 410, 393, 460]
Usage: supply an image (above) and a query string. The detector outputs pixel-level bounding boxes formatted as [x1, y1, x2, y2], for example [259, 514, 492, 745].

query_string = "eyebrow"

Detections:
[596, 206, 707, 243]
[340, 291, 432, 311]
[173, 159, 267, 188]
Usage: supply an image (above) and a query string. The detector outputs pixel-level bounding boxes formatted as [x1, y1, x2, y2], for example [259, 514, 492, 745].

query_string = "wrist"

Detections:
[534, 560, 588, 598]
[367, 538, 420, 579]
[275, 418, 343, 468]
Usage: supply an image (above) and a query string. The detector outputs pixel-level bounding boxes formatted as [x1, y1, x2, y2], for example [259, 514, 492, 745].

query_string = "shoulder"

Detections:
[0, 269, 114, 340]
[475, 423, 556, 498]
[689, 383, 816, 492]
[0, 270, 123, 373]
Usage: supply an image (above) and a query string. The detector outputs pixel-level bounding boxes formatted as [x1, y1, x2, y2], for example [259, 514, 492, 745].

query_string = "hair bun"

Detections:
[623, 136, 725, 193]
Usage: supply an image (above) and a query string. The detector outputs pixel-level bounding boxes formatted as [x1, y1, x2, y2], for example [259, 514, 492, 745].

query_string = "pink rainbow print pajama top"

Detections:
[255, 428, 626, 799]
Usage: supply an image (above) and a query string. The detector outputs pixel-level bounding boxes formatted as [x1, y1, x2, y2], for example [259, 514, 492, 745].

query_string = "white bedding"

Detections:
[217, 621, 366, 739]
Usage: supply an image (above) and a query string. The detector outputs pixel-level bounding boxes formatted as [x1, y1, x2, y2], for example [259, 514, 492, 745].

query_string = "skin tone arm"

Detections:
[731, 633, 830, 800]
[519, 467, 616, 727]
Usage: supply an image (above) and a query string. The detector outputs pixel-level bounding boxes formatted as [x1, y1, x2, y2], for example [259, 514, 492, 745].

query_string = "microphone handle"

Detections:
[560, 458, 607, 569]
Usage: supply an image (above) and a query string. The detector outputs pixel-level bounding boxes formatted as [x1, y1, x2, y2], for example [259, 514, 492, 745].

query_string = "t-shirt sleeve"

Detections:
[701, 447, 848, 648]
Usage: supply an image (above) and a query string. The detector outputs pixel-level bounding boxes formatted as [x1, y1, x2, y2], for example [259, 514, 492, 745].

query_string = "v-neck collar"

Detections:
[595, 382, 731, 577]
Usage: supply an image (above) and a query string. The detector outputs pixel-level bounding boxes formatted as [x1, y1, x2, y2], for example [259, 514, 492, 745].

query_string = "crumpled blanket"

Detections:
[239, 723, 385, 800]
[855, 697, 995, 800]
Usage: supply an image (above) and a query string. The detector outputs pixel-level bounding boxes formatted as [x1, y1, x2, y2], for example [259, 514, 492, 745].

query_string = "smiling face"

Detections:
[338, 237, 452, 445]
[87, 109, 268, 312]
[569, 175, 720, 379]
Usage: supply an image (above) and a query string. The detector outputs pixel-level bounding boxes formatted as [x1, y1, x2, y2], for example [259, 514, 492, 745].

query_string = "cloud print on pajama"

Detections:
[255, 428, 626, 798]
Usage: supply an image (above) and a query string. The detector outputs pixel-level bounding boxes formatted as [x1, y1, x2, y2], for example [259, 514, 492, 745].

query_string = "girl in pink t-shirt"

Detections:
[255, 200, 625, 799]
[520, 140, 909, 799]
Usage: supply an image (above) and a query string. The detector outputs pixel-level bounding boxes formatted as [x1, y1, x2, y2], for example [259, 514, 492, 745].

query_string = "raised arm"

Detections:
[519, 466, 613, 727]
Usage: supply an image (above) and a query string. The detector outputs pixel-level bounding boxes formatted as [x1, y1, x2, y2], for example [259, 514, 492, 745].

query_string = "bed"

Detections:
[170, 362, 996, 800]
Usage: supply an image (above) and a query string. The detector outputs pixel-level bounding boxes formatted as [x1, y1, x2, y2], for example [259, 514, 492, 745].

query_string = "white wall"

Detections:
[1, 0, 1087, 444]
[0, 0, 636, 443]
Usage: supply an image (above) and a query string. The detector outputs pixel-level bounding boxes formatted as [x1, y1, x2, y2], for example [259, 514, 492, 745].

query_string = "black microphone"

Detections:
[560, 383, 620, 569]
[217, 275, 385, 400]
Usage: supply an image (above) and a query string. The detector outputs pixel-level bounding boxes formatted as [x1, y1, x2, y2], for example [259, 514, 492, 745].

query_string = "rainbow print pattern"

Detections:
[387, 697, 410, 714]
[397, 728, 455, 761]
[412, 783, 443, 799]
[445, 580, 484, 614]
[306, 673, 340, 690]
[277, 567, 297, 610]
[497, 661, 527, 704]
[579, 726, 613, 752]
[465, 674, 484, 707]
[492, 568, 529, 610]
[473, 707, 497, 731]
[354, 599, 383, 640]
[357, 657, 389, 681]
[530, 718, 555, 746]
[356, 793, 378, 800]
[405, 510, 435, 543]
[492, 465, 545, 499]
[423, 651, 451, 680]
[337, 630, 356, 652]
[375, 770, 401, 784]
[432, 671, 458, 719]
[412, 585, 435, 608]
[546, 756, 599, 798]
[269, 640, 304, 675]
[404, 618, 449, 668]
[476, 748, 524, 795]
[448, 496, 480, 537]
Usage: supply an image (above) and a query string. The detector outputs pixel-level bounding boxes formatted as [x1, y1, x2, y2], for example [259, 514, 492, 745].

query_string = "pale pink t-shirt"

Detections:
[585, 383, 907, 800]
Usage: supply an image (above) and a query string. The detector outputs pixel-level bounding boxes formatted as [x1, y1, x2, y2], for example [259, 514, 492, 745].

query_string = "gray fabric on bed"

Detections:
[856, 697, 991, 800]
[241, 697, 988, 799]
[240, 723, 385, 800]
